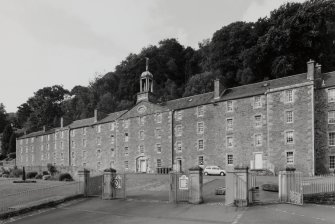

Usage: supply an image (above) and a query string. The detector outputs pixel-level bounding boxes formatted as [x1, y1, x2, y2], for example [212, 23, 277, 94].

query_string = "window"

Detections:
[71, 141, 75, 148]
[286, 151, 294, 164]
[330, 156, 335, 169]
[125, 133, 129, 142]
[285, 89, 293, 103]
[71, 151, 75, 159]
[124, 119, 130, 129]
[226, 119, 233, 131]
[41, 145, 44, 151]
[41, 136, 44, 142]
[176, 111, 183, 121]
[82, 139, 87, 147]
[20, 147, 23, 154]
[197, 105, 205, 117]
[25, 147, 28, 153]
[156, 113, 162, 123]
[227, 154, 233, 165]
[124, 147, 129, 156]
[97, 125, 101, 133]
[329, 132, 335, 146]
[139, 116, 145, 126]
[53, 152, 56, 160]
[47, 144, 50, 151]
[71, 130, 75, 137]
[32, 154, 35, 162]
[198, 139, 204, 150]
[285, 131, 294, 144]
[286, 111, 293, 123]
[139, 130, 144, 140]
[96, 149, 101, 158]
[254, 96, 262, 108]
[83, 163, 86, 167]
[139, 145, 144, 154]
[55, 132, 58, 140]
[156, 143, 161, 153]
[329, 89, 335, 102]
[96, 137, 101, 145]
[255, 115, 262, 127]
[111, 135, 115, 144]
[110, 122, 115, 131]
[60, 141, 63, 149]
[41, 154, 44, 161]
[157, 159, 162, 168]
[227, 101, 233, 112]
[329, 111, 335, 124]
[197, 122, 204, 134]
[82, 150, 87, 160]
[31, 146, 34, 152]
[111, 148, 115, 157]
[176, 125, 182, 137]
[176, 141, 182, 152]
[227, 137, 233, 148]
[198, 156, 204, 166]
[31, 138, 34, 143]
[82, 127, 87, 135]
[61, 131, 64, 138]
[20, 139, 23, 145]
[61, 152, 64, 160]
[155, 128, 161, 138]
[97, 162, 101, 170]
[255, 134, 262, 146]
[124, 161, 129, 169]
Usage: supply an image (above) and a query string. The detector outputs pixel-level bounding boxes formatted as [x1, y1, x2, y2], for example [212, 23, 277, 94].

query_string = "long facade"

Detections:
[16, 60, 335, 175]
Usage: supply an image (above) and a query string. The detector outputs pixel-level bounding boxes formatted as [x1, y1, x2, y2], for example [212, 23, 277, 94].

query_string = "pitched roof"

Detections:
[67, 117, 95, 129]
[18, 128, 57, 139]
[98, 110, 127, 124]
[319, 71, 335, 88]
[221, 73, 309, 100]
[164, 92, 214, 110]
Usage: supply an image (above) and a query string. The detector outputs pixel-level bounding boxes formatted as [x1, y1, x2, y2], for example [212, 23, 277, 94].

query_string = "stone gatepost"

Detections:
[102, 168, 117, 200]
[78, 169, 90, 197]
[278, 168, 296, 203]
[233, 166, 249, 207]
[188, 166, 203, 204]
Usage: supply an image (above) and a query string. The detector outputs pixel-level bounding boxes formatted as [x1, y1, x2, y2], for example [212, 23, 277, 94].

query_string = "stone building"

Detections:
[16, 60, 335, 175]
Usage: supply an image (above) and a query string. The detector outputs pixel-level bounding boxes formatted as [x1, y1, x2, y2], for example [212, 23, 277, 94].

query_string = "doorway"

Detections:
[254, 153, 263, 169]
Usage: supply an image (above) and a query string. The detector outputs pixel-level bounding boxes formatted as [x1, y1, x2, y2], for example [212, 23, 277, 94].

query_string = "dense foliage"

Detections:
[4, 0, 335, 134]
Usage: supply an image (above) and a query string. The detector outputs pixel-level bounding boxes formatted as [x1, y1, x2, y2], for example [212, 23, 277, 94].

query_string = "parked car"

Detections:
[203, 166, 226, 176]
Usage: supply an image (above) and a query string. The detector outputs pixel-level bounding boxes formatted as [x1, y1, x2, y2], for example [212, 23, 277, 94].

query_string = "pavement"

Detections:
[4, 197, 335, 224]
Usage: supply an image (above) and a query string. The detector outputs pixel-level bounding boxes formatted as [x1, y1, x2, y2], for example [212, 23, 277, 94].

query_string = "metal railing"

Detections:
[0, 181, 81, 214]
[303, 175, 335, 195]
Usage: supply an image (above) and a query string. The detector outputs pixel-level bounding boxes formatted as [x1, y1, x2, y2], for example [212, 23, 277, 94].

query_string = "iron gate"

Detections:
[87, 174, 103, 196]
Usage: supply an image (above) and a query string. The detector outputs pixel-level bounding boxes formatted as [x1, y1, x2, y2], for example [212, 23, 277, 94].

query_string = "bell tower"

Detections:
[137, 58, 155, 103]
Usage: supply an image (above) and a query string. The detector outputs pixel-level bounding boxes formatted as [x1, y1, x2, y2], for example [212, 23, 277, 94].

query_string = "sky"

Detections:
[0, 0, 305, 112]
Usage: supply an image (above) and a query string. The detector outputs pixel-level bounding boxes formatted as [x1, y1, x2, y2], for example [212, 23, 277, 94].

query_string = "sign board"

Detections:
[112, 175, 122, 189]
[179, 175, 189, 190]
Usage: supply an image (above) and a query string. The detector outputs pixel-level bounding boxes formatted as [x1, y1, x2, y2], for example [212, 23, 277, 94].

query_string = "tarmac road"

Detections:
[5, 197, 335, 224]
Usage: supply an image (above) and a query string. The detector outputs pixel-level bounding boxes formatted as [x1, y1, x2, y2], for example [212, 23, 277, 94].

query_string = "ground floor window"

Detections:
[198, 156, 204, 166]
[227, 154, 233, 165]
[286, 151, 294, 164]
[330, 156, 335, 169]
[157, 159, 162, 168]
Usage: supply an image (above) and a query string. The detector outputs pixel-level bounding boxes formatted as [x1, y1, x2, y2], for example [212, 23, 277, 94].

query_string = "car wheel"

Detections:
[204, 172, 208, 176]
[220, 172, 224, 176]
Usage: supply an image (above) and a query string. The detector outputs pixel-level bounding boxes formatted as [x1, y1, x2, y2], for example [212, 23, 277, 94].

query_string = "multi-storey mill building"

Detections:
[16, 60, 335, 175]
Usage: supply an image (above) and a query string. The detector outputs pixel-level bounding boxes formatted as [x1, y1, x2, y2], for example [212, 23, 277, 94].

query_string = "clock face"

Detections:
[137, 105, 147, 114]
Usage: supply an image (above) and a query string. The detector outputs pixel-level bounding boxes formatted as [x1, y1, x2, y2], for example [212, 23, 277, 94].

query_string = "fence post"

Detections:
[188, 166, 203, 204]
[78, 169, 90, 197]
[102, 168, 116, 200]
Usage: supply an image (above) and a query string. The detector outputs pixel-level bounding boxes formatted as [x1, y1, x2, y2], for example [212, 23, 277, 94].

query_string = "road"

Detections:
[5, 197, 335, 224]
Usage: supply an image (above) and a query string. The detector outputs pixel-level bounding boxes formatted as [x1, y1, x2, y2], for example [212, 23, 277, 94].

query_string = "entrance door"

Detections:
[177, 159, 182, 172]
[140, 159, 147, 173]
[254, 153, 263, 169]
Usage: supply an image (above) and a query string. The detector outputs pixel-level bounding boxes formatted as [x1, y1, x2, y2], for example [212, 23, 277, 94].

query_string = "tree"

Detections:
[8, 133, 16, 154]
[0, 103, 8, 133]
[1, 124, 13, 156]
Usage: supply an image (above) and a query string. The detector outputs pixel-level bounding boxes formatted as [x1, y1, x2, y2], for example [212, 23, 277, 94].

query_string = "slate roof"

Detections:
[164, 92, 214, 110]
[67, 117, 95, 129]
[319, 71, 335, 88]
[98, 110, 127, 124]
[18, 128, 57, 139]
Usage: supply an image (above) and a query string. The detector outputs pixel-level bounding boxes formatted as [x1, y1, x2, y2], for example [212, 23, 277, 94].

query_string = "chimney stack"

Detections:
[214, 79, 225, 100]
[60, 117, 64, 128]
[307, 59, 315, 81]
[43, 125, 46, 132]
[94, 109, 98, 123]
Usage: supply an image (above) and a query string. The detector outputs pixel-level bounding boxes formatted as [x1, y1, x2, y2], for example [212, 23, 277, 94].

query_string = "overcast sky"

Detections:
[0, 0, 305, 112]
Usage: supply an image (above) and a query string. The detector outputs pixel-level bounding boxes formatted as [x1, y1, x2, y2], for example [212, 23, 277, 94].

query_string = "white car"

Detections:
[203, 166, 226, 176]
